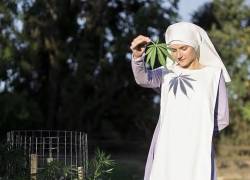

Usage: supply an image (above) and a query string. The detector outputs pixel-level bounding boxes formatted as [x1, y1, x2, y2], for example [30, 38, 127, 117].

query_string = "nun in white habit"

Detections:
[130, 22, 231, 180]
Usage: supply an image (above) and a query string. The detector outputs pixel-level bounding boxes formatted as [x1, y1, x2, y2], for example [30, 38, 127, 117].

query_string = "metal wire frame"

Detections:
[6, 130, 88, 180]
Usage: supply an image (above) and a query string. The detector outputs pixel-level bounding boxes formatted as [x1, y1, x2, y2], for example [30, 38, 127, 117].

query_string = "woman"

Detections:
[130, 22, 230, 180]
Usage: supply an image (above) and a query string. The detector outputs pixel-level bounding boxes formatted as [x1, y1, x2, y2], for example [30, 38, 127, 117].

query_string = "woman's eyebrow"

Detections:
[170, 45, 187, 50]
[180, 45, 188, 48]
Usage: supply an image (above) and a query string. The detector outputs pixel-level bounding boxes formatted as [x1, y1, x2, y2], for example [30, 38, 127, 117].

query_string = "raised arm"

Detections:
[130, 35, 163, 89]
[214, 73, 230, 135]
[131, 54, 163, 88]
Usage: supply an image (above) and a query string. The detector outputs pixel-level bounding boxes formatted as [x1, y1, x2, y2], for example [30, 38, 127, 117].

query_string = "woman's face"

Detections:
[170, 44, 198, 68]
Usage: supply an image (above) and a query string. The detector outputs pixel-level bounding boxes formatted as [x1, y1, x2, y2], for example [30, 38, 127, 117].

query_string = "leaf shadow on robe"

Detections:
[168, 72, 196, 98]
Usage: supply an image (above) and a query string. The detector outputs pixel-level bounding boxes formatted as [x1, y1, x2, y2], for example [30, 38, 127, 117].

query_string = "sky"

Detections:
[179, 0, 250, 21]
[179, 0, 212, 21]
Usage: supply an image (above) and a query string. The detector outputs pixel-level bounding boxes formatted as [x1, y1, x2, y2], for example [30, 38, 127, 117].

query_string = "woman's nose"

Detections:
[177, 50, 182, 59]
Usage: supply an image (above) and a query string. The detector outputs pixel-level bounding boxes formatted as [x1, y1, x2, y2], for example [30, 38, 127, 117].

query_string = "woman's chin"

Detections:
[177, 61, 189, 68]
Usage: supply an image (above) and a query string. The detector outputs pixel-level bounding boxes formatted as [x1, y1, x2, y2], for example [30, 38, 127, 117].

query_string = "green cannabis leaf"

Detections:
[87, 148, 116, 180]
[146, 40, 173, 69]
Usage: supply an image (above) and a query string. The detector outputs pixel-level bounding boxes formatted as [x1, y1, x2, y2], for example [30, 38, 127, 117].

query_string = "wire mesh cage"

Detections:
[6, 130, 88, 180]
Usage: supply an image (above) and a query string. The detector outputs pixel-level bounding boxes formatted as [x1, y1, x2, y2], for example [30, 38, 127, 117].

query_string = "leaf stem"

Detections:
[150, 40, 156, 45]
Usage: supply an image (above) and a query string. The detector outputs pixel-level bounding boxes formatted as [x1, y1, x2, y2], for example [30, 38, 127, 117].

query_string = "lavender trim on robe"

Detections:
[131, 55, 230, 180]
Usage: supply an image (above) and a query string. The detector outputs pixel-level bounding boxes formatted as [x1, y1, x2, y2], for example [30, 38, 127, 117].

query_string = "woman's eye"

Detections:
[171, 49, 177, 52]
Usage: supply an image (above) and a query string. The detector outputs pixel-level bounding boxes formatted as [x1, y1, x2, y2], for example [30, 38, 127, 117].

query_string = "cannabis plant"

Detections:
[0, 143, 115, 180]
[37, 160, 77, 180]
[146, 40, 173, 69]
[87, 148, 115, 180]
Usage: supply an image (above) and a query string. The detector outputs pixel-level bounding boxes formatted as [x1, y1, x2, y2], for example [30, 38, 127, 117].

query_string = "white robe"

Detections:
[149, 65, 222, 180]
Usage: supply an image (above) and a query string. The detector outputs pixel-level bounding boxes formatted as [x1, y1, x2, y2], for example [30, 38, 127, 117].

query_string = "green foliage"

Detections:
[36, 148, 116, 180]
[37, 160, 77, 180]
[0, 144, 115, 180]
[87, 148, 115, 180]
[210, 0, 250, 145]
[145, 40, 172, 69]
[192, 0, 250, 144]
[0, 143, 29, 179]
[242, 102, 250, 122]
[0, 0, 180, 145]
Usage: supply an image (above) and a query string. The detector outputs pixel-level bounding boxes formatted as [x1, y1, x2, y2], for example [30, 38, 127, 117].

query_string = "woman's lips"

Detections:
[177, 59, 185, 64]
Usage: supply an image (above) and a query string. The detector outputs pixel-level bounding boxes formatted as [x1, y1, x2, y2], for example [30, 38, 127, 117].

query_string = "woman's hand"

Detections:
[130, 35, 151, 60]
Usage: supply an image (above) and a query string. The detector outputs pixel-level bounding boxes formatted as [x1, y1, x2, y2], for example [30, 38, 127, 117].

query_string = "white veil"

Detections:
[165, 22, 231, 83]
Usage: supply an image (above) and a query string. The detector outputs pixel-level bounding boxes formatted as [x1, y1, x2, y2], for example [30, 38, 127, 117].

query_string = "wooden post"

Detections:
[78, 166, 84, 180]
[30, 154, 37, 180]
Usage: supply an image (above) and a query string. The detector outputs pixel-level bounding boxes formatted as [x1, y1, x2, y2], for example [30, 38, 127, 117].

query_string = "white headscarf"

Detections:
[165, 22, 231, 83]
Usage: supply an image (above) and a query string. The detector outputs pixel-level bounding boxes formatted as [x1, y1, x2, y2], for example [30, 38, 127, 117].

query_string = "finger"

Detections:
[136, 35, 151, 42]
[131, 38, 151, 50]
[130, 43, 146, 51]
[130, 45, 145, 53]
[130, 46, 146, 56]
[131, 35, 150, 45]
[137, 36, 151, 43]
[133, 36, 151, 45]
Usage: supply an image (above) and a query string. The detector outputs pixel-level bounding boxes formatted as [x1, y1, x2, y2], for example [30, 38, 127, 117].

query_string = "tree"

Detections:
[0, 0, 180, 146]
[192, 0, 250, 144]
